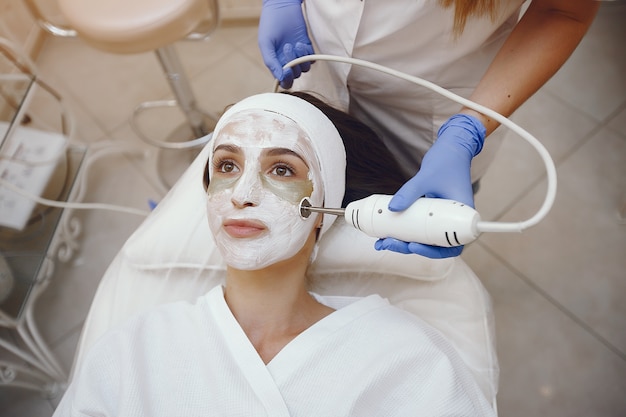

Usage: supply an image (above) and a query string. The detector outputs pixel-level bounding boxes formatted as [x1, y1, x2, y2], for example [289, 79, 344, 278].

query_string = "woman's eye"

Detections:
[214, 160, 239, 174]
[271, 164, 294, 177]
[221, 162, 235, 173]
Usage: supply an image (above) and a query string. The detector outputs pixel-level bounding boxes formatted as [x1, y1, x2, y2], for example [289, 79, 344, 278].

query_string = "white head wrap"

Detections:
[207, 92, 346, 238]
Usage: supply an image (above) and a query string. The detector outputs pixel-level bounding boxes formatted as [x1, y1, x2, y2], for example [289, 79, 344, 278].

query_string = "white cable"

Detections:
[0, 142, 152, 218]
[0, 178, 150, 217]
[282, 54, 557, 233]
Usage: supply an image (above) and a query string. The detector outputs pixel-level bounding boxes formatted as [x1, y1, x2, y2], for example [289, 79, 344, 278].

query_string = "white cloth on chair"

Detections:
[55, 285, 495, 417]
[68, 139, 499, 407]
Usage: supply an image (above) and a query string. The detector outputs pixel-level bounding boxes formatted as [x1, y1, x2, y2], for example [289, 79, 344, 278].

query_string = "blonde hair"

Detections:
[439, 0, 499, 36]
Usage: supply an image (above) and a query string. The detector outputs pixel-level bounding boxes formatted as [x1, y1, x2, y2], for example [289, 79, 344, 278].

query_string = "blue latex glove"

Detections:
[258, 0, 314, 89]
[375, 114, 486, 258]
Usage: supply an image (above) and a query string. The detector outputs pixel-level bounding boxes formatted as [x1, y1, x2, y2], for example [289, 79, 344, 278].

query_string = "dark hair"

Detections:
[284, 91, 408, 208]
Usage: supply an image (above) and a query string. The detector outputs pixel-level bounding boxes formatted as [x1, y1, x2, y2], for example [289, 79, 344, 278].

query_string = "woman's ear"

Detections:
[314, 214, 323, 242]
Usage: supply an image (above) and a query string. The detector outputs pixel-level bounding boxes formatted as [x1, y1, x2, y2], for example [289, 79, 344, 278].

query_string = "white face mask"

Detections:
[206, 110, 323, 270]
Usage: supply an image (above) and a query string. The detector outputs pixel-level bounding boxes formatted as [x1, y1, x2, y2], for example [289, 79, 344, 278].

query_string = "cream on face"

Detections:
[206, 110, 323, 270]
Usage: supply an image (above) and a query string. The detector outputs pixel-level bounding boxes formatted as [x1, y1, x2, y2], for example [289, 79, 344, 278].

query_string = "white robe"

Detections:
[297, 0, 526, 181]
[54, 286, 495, 416]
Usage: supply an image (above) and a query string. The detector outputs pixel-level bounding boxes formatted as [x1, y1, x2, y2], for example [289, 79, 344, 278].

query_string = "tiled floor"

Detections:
[1, 3, 625, 416]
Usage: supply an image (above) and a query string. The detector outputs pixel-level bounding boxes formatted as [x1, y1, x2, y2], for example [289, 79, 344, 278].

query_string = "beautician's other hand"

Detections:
[375, 114, 486, 259]
[259, 0, 313, 89]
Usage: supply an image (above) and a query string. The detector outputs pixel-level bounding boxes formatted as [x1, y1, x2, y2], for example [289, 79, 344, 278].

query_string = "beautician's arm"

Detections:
[462, 0, 600, 135]
[383, 0, 599, 258]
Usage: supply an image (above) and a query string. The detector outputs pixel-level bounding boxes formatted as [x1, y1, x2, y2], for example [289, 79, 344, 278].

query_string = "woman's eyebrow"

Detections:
[265, 147, 306, 163]
[213, 144, 241, 154]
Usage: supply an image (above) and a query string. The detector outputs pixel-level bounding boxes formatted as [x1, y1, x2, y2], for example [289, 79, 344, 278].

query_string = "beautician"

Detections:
[258, 0, 599, 258]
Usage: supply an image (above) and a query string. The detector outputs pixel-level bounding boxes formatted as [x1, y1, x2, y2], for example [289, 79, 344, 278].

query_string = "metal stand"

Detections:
[157, 45, 207, 138]
[130, 45, 218, 191]
[130, 45, 219, 151]
[0, 258, 67, 397]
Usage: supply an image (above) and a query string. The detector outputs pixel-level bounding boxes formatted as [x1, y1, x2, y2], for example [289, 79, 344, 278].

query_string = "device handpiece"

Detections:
[299, 194, 481, 247]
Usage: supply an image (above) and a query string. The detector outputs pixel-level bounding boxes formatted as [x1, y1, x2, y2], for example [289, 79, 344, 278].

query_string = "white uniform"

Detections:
[296, 0, 526, 180]
[55, 285, 495, 416]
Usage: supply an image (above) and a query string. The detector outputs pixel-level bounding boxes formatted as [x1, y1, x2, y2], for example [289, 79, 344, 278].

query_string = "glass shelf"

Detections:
[0, 48, 88, 319]
[0, 146, 85, 319]
[0, 52, 35, 147]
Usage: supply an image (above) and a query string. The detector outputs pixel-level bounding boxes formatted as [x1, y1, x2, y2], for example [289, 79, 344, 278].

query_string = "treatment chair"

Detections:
[70, 139, 500, 410]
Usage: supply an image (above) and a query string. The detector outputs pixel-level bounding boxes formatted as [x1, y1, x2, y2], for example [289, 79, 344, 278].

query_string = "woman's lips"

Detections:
[223, 219, 267, 238]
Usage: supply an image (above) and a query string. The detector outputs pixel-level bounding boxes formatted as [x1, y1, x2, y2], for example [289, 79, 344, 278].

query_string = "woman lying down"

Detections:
[54, 92, 495, 416]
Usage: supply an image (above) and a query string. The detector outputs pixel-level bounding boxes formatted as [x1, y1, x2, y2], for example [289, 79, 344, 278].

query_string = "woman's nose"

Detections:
[230, 170, 262, 208]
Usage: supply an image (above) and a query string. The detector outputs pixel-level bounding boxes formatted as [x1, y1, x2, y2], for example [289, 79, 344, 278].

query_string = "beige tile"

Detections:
[462, 243, 626, 417]
[213, 24, 259, 49]
[26, 49, 108, 144]
[160, 25, 248, 80]
[47, 328, 81, 407]
[0, 386, 55, 417]
[476, 90, 597, 220]
[543, 3, 626, 122]
[173, 24, 260, 86]
[49, 324, 80, 380]
[104, 121, 202, 196]
[240, 32, 271, 75]
[607, 104, 626, 138]
[190, 49, 276, 112]
[220, 0, 261, 21]
[34, 37, 172, 134]
[148, 145, 207, 194]
[477, 126, 626, 354]
[61, 93, 109, 144]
